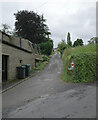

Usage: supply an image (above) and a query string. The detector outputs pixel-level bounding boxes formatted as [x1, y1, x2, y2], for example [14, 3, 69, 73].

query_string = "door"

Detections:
[2, 55, 8, 82]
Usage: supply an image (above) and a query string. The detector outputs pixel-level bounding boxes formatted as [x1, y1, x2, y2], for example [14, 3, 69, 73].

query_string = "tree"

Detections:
[58, 40, 68, 55]
[1, 24, 12, 35]
[73, 39, 84, 47]
[67, 32, 72, 47]
[11, 28, 18, 37]
[14, 10, 51, 44]
[38, 40, 53, 55]
[88, 37, 98, 44]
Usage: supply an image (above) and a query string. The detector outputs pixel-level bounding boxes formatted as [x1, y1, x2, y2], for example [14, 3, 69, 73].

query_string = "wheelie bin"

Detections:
[22, 64, 30, 76]
[16, 66, 26, 79]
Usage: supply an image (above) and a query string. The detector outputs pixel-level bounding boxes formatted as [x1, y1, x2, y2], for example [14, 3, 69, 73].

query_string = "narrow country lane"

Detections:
[3, 52, 96, 118]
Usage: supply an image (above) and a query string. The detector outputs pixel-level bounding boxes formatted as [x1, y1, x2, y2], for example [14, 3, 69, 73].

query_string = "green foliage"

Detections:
[42, 55, 49, 62]
[14, 10, 51, 44]
[33, 55, 49, 71]
[68, 53, 96, 82]
[73, 39, 84, 47]
[38, 40, 53, 55]
[88, 37, 98, 44]
[33, 61, 47, 71]
[67, 32, 72, 47]
[11, 28, 18, 37]
[8, 79, 13, 82]
[58, 40, 68, 55]
[61, 44, 96, 83]
[1, 24, 19, 37]
[64, 44, 96, 56]
[1, 24, 12, 35]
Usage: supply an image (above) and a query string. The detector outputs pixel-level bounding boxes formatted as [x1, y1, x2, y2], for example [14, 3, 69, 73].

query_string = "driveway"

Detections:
[2, 53, 96, 118]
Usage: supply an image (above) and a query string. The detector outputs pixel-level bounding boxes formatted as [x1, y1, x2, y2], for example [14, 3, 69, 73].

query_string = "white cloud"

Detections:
[0, 4, 2, 28]
[0, 0, 97, 47]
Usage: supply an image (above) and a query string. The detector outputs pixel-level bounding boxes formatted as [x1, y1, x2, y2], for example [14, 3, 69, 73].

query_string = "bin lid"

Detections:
[16, 66, 26, 68]
[22, 64, 26, 66]
[26, 64, 30, 66]
[21, 66, 26, 68]
[22, 64, 30, 67]
[16, 66, 21, 68]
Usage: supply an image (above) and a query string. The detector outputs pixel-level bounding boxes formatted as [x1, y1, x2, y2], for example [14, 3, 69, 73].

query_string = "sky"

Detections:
[0, 0, 97, 48]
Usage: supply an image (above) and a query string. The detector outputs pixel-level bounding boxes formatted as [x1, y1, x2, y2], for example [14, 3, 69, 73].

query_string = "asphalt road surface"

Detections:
[3, 53, 96, 118]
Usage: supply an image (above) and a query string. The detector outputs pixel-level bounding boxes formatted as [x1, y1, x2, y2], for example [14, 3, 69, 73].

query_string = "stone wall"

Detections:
[1, 31, 42, 81]
[2, 43, 35, 80]
[0, 42, 2, 84]
[1, 32, 37, 81]
[0, 32, 2, 84]
[2, 33, 32, 52]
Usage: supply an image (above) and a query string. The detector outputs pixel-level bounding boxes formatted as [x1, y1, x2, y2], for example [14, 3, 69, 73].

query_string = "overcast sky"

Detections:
[0, 0, 97, 47]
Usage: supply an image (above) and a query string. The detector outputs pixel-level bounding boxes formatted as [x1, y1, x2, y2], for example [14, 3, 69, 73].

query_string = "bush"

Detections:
[73, 39, 84, 47]
[42, 55, 49, 62]
[58, 40, 68, 55]
[38, 41, 53, 55]
[67, 53, 96, 82]
[33, 55, 49, 71]
[61, 44, 96, 83]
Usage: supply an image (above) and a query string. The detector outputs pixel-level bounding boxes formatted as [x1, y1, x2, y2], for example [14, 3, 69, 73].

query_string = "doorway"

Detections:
[2, 55, 8, 82]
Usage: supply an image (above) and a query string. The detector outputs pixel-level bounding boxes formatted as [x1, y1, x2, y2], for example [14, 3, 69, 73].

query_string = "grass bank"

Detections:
[61, 44, 97, 83]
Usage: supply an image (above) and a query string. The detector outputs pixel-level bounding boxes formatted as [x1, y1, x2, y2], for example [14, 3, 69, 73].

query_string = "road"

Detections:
[3, 53, 96, 118]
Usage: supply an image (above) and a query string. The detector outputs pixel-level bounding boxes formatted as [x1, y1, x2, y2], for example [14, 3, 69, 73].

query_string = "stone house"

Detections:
[0, 31, 41, 82]
[0, 34, 2, 84]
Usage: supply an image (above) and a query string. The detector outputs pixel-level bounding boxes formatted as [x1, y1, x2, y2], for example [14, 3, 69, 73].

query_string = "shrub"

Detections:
[61, 44, 96, 83]
[42, 55, 49, 62]
[58, 40, 68, 55]
[73, 39, 84, 47]
[67, 53, 96, 82]
[38, 41, 53, 55]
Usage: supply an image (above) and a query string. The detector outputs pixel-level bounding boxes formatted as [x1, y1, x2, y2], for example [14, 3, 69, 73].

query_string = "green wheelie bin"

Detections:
[22, 64, 30, 76]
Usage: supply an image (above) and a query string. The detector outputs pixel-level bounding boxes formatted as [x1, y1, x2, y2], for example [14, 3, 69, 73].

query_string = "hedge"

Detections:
[67, 53, 96, 82]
